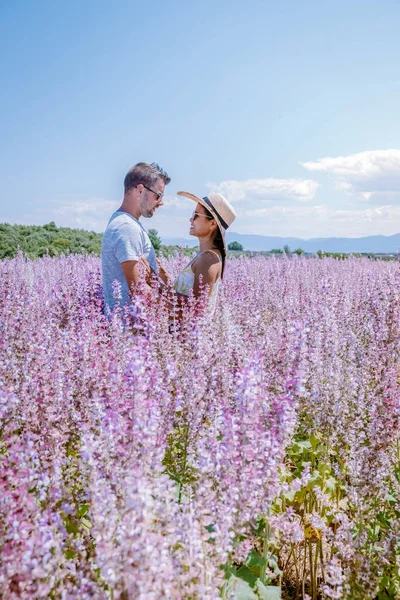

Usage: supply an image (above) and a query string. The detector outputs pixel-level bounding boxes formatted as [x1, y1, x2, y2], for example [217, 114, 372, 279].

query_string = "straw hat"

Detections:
[177, 191, 236, 250]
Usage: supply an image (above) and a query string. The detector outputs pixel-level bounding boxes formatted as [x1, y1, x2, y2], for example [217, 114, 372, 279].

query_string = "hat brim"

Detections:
[177, 191, 227, 251]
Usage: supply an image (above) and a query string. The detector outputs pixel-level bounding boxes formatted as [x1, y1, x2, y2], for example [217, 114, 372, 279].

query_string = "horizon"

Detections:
[3, 219, 400, 245]
[1, 1, 400, 239]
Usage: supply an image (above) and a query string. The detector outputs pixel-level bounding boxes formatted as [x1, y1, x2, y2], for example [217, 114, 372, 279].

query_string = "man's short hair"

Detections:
[124, 162, 171, 193]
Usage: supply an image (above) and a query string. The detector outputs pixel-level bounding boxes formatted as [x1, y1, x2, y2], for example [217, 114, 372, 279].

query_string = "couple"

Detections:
[101, 162, 236, 319]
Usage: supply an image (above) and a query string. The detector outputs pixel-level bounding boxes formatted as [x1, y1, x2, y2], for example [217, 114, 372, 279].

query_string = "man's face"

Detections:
[140, 179, 165, 218]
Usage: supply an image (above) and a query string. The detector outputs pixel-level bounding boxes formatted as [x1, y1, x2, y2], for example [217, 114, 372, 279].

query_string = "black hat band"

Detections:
[202, 196, 229, 230]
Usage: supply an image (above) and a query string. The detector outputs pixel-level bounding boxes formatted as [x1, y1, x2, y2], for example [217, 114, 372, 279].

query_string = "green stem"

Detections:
[319, 539, 325, 584]
[260, 514, 271, 584]
[292, 544, 301, 600]
[309, 542, 314, 599]
[282, 545, 294, 577]
[302, 539, 307, 599]
[178, 423, 190, 504]
[313, 542, 319, 598]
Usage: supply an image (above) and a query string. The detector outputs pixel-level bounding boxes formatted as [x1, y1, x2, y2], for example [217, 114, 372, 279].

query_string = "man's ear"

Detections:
[125, 185, 142, 200]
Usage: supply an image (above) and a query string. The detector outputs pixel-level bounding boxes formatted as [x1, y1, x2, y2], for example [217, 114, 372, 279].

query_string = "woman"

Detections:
[158, 191, 236, 317]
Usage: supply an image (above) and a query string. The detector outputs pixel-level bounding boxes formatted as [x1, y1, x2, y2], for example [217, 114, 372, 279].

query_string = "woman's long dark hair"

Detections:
[204, 206, 226, 279]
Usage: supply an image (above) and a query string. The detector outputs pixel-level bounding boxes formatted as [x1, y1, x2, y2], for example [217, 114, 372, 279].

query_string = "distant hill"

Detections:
[2, 222, 399, 259]
[163, 231, 400, 254]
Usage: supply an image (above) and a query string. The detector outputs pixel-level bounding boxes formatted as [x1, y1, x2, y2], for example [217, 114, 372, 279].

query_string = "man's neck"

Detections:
[118, 202, 141, 220]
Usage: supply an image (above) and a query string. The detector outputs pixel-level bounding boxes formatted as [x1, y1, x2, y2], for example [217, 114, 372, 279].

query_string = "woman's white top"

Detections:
[173, 250, 222, 315]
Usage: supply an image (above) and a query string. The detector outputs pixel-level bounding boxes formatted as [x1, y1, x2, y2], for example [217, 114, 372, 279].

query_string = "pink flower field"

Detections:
[1, 253, 400, 600]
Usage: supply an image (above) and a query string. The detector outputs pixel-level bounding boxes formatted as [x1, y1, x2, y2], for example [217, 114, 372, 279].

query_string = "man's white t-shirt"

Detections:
[101, 211, 158, 312]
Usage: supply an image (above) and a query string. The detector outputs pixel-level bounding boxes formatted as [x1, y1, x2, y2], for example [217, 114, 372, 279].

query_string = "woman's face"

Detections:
[189, 203, 215, 237]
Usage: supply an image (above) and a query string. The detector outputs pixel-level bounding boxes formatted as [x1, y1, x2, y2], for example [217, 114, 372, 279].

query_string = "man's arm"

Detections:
[121, 259, 153, 296]
[113, 221, 153, 295]
[121, 259, 140, 292]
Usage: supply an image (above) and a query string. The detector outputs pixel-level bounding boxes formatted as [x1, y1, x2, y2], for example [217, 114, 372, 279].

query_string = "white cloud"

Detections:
[51, 194, 195, 238]
[237, 204, 400, 238]
[162, 195, 189, 210]
[3, 197, 117, 233]
[207, 177, 319, 203]
[301, 149, 400, 204]
[51, 197, 117, 231]
[7, 172, 400, 241]
[12, 194, 185, 234]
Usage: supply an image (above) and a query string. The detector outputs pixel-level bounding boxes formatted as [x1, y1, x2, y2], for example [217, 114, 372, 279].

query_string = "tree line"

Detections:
[0, 222, 102, 259]
[0, 223, 249, 260]
[2, 222, 387, 261]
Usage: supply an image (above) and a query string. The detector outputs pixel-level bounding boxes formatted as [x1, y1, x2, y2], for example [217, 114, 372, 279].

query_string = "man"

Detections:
[101, 162, 171, 313]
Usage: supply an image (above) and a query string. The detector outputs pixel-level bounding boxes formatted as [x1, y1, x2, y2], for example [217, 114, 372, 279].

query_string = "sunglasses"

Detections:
[142, 184, 164, 201]
[191, 211, 214, 220]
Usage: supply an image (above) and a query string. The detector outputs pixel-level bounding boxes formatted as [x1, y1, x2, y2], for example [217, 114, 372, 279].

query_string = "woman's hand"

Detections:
[140, 256, 171, 294]
[156, 257, 171, 285]
[139, 257, 153, 286]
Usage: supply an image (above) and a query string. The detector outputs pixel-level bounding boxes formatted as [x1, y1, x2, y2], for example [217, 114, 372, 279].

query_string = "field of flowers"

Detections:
[1, 252, 400, 600]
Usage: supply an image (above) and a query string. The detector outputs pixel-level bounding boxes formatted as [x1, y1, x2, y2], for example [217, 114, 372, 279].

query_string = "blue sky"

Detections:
[1, 0, 400, 240]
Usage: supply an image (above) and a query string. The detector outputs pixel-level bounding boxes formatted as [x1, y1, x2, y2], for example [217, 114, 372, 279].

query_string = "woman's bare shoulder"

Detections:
[192, 250, 221, 270]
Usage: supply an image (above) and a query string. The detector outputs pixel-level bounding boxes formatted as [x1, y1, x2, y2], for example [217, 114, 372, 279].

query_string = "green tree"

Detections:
[148, 228, 162, 251]
[228, 241, 244, 251]
[270, 248, 283, 254]
[293, 247, 304, 255]
[53, 238, 71, 251]
[283, 244, 291, 254]
[0, 223, 103, 259]
[43, 221, 57, 231]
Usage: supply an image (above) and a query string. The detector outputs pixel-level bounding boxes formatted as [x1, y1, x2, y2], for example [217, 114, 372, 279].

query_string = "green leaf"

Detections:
[376, 512, 391, 528]
[236, 566, 258, 587]
[379, 575, 390, 588]
[325, 476, 338, 492]
[224, 576, 282, 600]
[297, 440, 312, 450]
[268, 556, 283, 576]
[255, 581, 281, 600]
[165, 469, 182, 484]
[306, 470, 322, 490]
[223, 565, 237, 580]
[282, 490, 296, 502]
[81, 517, 92, 529]
[386, 494, 397, 504]
[294, 487, 308, 503]
[245, 550, 267, 568]
[64, 517, 79, 535]
[230, 579, 258, 600]
[318, 462, 332, 477]
[223, 575, 258, 600]
[255, 518, 266, 534]
[78, 503, 89, 517]
[309, 433, 321, 451]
